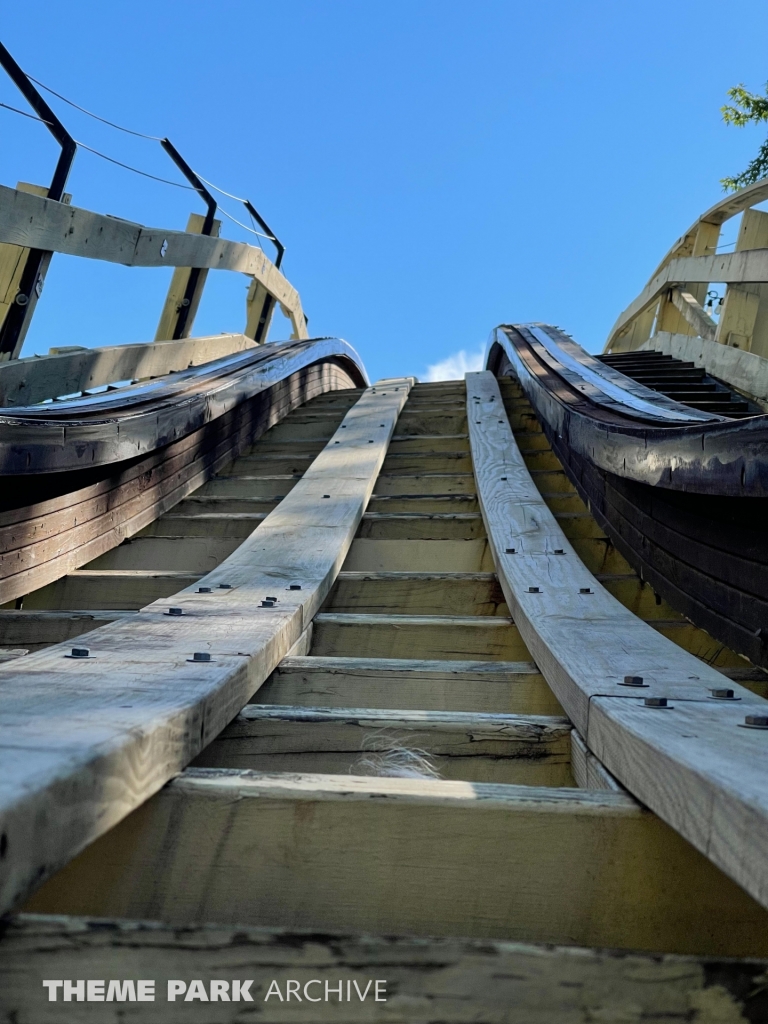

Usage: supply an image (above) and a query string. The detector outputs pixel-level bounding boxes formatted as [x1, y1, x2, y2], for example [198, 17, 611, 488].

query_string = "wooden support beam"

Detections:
[343, 538, 493, 572]
[373, 473, 476, 495]
[0, 185, 308, 341]
[193, 705, 574, 786]
[0, 184, 71, 362]
[0, 377, 414, 914]
[154, 213, 221, 341]
[24, 770, 768, 957]
[22, 572, 203, 611]
[716, 208, 768, 356]
[197, 474, 300, 498]
[467, 369, 768, 910]
[4, 913, 767, 1024]
[669, 288, 717, 340]
[310, 613, 529, 660]
[0, 609, 131, 648]
[257, 656, 562, 714]
[324, 571, 508, 616]
[607, 245, 768, 351]
[0, 333, 258, 407]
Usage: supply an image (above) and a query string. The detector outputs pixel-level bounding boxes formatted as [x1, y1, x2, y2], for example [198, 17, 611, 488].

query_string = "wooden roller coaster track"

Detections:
[1, 82, 768, 1019]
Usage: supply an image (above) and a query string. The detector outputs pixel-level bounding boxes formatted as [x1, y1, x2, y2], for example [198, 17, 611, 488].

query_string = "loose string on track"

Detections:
[1, 79, 278, 248]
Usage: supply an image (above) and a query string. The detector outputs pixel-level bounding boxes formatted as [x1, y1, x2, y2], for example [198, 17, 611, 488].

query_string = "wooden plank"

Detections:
[24, 770, 768, 957]
[357, 513, 486, 541]
[22, 571, 203, 611]
[0, 377, 413, 914]
[342, 538, 493, 572]
[0, 333, 259, 407]
[467, 369, 768, 909]
[0, 185, 308, 340]
[670, 288, 717, 340]
[85, 536, 240, 573]
[394, 411, 467, 435]
[257, 656, 563, 714]
[324, 571, 508, 616]
[196, 474, 300, 498]
[0, 610, 130, 648]
[174, 495, 281, 513]
[193, 705, 574, 786]
[138, 513, 268, 540]
[311, 613, 530, 660]
[380, 452, 473, 473]
[373, 473, 475, 495]
[389, 432, 469, 452]
[4, 915, 766, 1024]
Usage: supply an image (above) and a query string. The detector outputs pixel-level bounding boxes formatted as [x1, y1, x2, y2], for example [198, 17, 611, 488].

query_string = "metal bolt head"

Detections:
[579, 588, 592, 594]
[744, 714, 768, 729]
[70, 647, 90, 658]
[266, 596, 277, 602]
[506, 547, 516, 554]
[288, 584, 302, 590]
[710, 688, 736, 700]
[500, 476, 507, 481]
[197, 587, 212, 594]
[528, 586, 540, 593]
[554, 549, 565, 555]
[322, 494, 330, 499]
[622, 675, 646, 687]
[260, 600, 276, 608]
[167, 607, 183, 616]
[192, 652, 211, 662]
[218, 583, 232, 589]
[644, 697, 669, 708]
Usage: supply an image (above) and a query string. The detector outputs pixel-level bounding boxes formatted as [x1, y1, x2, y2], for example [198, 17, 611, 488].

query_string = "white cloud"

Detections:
[424, 345, 485, 382]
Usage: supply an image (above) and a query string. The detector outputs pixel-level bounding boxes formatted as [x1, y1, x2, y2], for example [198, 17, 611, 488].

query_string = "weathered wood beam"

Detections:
[669, 288, 717, 341]
[0, 333, 258, 407]
[0, 377, 413, 914]
[5, 913, 766, 1024]
[311, 613, 529, 660]
[0, 185, 308, 340]
[257, 656, 562, 714]
[467, 369, 768, 910]
[193, 705, 574, 785]
[24, 770, 768, 956]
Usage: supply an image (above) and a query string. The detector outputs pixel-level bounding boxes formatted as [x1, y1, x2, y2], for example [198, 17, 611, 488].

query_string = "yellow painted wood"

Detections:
[154, 213, 221, 341]
[24, 770, 768, 957]
[258, 656, 562, 714]
[310, 613, 529, 660]
[193, 705, 574, 786]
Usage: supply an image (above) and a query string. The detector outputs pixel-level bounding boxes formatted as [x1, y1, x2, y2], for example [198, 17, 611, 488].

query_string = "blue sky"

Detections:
[2, 1, 768, 382]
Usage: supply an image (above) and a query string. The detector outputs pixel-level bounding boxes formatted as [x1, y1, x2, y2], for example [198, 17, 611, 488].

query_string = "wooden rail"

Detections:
[467, 369, 768, 910]
[0, 377, 412, 912]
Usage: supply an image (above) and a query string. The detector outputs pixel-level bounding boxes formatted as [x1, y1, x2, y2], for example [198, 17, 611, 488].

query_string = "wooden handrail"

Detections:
[0, 184, 308, 346]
